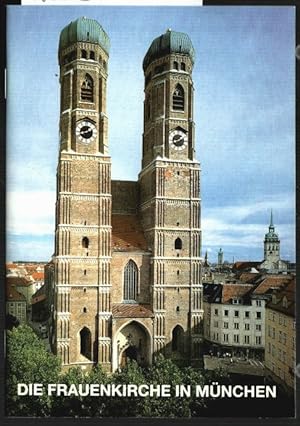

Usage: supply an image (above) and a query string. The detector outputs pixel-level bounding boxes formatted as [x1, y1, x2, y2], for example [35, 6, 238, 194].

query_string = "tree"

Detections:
[52, 365, 109, 417]
[142, 355, 192, 417]
[6, 324, 60, 416]
[106, 360, 146, 417]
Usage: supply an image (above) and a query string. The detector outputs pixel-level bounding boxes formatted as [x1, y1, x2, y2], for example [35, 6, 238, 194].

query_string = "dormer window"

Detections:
[282, 296, 288, 308]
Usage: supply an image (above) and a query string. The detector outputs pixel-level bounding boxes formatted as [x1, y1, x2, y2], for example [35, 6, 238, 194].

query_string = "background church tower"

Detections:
[263, 210, 280, 265]
[139, 30, 203, 362]
[53, 17, 112, 370]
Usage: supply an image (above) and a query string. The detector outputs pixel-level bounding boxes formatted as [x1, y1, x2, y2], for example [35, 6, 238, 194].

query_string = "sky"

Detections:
[6, 5, 295, 263]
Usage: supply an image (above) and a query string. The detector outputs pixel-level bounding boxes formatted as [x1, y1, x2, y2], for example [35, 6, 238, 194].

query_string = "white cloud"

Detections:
[6, 191, 56, 236]
[202, 193, 295, 251]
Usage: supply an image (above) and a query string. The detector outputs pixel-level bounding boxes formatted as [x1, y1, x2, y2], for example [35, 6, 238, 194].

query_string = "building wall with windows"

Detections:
[6, 284, 27, 324]
[204, 296, 265, 356]
[265, 278, 295, 393]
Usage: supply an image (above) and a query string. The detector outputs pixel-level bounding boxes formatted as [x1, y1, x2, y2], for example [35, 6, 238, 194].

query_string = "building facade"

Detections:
[265, 278, 295, 394]
[203, 283, 265, 358]
[203, 274, 295, 359]
[6, 283, 27, 324]
[51, 18, 203, 371]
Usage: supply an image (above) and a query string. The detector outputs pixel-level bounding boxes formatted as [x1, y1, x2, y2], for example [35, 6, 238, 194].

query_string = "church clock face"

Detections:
[76, 121, 97, 144]
[169, 129, 188, 151]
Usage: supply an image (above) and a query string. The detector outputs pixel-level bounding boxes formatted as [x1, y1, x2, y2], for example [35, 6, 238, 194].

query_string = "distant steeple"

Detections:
[269, 209, 274, 231]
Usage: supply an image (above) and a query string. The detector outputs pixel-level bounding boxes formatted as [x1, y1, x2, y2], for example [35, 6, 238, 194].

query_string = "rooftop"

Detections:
[112, 303, 154, 318]
[59, 16, 110, 53]
[143, 29, 195, 70]
[112, 214, 148, 252]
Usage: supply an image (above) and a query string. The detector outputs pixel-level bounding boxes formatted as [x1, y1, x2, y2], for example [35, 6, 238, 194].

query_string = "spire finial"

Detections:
[270, 209, 273, 227]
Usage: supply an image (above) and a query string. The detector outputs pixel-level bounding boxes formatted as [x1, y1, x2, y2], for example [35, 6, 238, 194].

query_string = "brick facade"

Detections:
[52, 20, 203, 371]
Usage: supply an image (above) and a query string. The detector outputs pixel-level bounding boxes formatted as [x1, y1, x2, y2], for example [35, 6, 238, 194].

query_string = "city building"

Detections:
[203, 283, 264, 358]
[203, 273, 294, 359]
[217, 248, 223, 267]
[265, 277, 296, 394]
[6, 276, 35, 308]
[6, 281, 27, 324]
[50, 17, 203, 371]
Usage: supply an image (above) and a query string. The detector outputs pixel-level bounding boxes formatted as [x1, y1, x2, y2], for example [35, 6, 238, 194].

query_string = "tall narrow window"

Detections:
[173, 61, 178, 70]
[172, 84, 184, 111]
[172, 325, 184, 352]
[81, 49, 87, 59]
[175, 238, 182, 250]
[80, 327, 91, 360]
[82, 237, 89, 249]
[90, 51, 95, 60]
[181, 62, 186, 71]
[81, 74, 93, 102]
[123, 260, 138, 302]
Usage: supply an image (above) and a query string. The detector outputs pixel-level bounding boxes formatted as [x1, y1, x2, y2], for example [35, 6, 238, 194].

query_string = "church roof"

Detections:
[143, 29, 195, 70]
[59, 16, 110, 53]
[112, 303, 154, 318]
[112, 214, 149, 252]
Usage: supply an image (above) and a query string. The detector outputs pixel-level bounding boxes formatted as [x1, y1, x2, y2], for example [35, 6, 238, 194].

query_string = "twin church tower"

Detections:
[51, 17, 203, 371]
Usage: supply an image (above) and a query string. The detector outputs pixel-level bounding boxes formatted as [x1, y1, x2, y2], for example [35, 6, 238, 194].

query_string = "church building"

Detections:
[50, 17, 203, 372]
[259, 211, 288, 273]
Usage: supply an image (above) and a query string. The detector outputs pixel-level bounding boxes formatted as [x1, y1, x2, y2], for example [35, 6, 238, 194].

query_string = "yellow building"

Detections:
[265, 277, 295, 394]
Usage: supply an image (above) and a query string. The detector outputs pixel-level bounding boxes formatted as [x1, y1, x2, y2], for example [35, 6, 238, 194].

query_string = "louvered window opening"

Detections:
[81, 74, 93, 102]
[173, 85, 184, 111]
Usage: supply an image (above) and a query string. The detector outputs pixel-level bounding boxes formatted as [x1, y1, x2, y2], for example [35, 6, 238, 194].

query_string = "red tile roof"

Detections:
[31, 272, 44, 281]
[221, 284, 254, 303]
[6, 283, 26, 302]
[233, 261, 261, 271]
[267, 277, 295, 317]
[252, 275, 293, 295]
[6, 276, 33, 287]
[112, 214, 148, 252]
[112, 303, 154, 318]
[238, 272, 261, 284]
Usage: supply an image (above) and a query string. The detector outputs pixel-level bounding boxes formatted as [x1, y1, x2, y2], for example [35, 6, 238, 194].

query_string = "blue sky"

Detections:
[6, 5, 295, 263]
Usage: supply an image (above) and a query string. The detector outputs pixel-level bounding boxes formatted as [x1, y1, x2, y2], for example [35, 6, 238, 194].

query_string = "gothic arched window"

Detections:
[181, 62, 186, 71]
[80, 327, 92, 360]
[173, 61, 179, 70]
[175, 238, 182, 250]
[81, 49, 87, 59]
[172, 84, 184, 111]
[82, 237, 89, 249]
[123, 260, 138, 302]
[172, 325, 184, 352]
[81, 74, 94, 102]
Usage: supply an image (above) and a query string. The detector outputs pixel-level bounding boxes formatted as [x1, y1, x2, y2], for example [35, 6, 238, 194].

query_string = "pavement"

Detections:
[203, 355, 265, 376]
